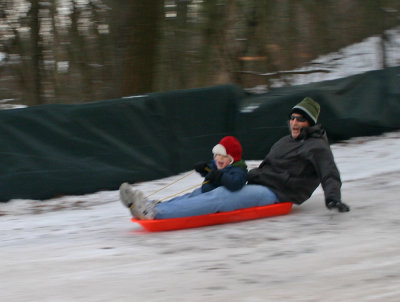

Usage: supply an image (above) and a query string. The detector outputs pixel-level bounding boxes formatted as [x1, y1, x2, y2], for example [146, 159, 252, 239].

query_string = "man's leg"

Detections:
[155, 184, 278, 219]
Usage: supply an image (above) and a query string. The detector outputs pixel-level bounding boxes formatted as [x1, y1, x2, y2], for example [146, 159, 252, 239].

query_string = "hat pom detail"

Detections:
[212, 144, 227, 157]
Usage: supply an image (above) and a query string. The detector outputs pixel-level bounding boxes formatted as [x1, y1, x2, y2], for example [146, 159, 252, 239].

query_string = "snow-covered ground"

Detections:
[1, 26, 400, 301]
[247, 26, 400, 92]
[1, 130, 400, 302]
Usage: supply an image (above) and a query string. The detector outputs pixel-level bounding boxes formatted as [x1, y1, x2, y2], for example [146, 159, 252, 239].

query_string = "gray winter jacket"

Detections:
[247, 125, 341, 205]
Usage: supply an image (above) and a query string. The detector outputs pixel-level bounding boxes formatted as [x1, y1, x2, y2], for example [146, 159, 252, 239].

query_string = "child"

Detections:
[120, 136, 248, 220]
[194, 135, 247, 193]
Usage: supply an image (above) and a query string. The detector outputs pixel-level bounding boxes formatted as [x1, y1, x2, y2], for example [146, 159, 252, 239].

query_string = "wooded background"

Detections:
[1, 0, 400, 106]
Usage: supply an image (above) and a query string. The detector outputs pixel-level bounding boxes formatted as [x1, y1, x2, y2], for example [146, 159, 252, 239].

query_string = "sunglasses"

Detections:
[290, 115, 307, 122]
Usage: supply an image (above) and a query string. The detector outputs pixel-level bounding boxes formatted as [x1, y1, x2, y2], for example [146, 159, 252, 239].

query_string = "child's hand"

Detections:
[194, 161, 210, 177]
[205, 170, 223, 185]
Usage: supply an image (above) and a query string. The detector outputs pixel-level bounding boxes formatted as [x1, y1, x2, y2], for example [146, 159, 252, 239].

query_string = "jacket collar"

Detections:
[293, 124, 326, 141]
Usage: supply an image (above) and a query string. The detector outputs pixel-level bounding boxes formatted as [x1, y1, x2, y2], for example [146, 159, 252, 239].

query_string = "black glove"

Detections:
[194, 161, 210, 177]
[326, 200, 350, 212]
[205, 169, 223, 186]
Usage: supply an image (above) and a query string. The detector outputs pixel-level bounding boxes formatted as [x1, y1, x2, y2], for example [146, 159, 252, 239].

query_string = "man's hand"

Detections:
[326, 200, 350, 212]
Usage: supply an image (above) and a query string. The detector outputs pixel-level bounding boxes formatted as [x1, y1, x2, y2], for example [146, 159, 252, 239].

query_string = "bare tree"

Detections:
[109, 0, 163, 96]
[1, 0, 400, 105]
[29, 0, 43, 105]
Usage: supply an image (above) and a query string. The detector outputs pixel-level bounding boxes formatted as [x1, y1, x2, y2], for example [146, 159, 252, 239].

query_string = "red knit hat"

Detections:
[212, 136, 242, 162]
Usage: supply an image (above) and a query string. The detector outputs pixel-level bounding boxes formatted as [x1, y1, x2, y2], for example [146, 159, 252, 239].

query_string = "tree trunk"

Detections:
[110, 0, 163, 96]
[29, 0, 43, 105]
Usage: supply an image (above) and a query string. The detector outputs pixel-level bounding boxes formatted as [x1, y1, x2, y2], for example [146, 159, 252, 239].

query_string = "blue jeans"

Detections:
[154, 184, 279, 219]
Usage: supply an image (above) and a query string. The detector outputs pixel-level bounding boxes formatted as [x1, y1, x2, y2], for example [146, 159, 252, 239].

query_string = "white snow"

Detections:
[1, 27, 400, 301]
[249, 26, 400, 91]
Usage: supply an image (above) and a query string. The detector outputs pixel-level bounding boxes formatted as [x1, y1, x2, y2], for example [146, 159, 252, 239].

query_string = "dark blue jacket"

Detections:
[201, 159, 248, 193]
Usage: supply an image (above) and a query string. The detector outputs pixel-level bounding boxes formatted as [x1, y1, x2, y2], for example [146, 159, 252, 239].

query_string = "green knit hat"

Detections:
[291, 97, 320, 125]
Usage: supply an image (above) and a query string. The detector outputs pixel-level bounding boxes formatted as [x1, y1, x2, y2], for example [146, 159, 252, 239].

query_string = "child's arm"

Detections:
[205, 166, 247, 191]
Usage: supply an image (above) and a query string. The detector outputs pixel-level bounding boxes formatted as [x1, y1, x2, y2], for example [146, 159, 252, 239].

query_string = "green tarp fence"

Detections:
[0, 85, 243, 201]
[0, 67, 399, 201]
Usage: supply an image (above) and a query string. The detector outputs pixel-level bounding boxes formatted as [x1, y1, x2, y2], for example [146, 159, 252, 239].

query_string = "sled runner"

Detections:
[131, 202, 293, 232]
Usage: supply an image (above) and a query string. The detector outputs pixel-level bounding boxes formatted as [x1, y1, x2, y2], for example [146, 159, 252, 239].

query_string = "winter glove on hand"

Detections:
[205, 169, 223, 186]
[326, 200, 350, 212]
[194, 161, 210, 177]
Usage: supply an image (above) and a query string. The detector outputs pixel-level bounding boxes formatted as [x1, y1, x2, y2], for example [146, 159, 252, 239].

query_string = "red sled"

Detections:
[131, 202, 293, 232]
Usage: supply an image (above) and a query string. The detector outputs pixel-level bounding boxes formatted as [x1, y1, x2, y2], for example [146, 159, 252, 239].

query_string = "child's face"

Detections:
[214, 154, 232, 170]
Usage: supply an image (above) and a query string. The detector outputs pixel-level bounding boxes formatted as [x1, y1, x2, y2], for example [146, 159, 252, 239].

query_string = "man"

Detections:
[120, 97, 349, 220]
[247, 97, 350, 212]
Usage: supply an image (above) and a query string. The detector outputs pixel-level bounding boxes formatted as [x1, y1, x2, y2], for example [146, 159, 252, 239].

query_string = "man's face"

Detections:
[289, 113, 310, 139]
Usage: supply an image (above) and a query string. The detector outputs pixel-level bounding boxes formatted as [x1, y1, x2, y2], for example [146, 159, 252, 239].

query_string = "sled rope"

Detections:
[145, 170, 196, 199]
[156, 180, 209, 204]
